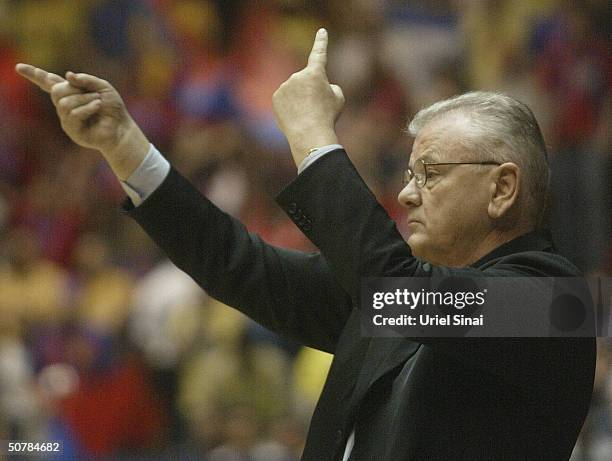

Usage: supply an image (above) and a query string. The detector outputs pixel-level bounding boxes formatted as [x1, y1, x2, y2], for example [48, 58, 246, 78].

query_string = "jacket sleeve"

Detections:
[124, 167, 352, 354]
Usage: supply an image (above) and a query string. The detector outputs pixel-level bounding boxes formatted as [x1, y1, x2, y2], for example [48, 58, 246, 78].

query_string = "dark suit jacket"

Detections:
[126, 149, 595, 460]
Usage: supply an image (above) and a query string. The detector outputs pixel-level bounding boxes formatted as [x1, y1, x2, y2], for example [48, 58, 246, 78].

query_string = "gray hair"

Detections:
[408, 91, 550, 228]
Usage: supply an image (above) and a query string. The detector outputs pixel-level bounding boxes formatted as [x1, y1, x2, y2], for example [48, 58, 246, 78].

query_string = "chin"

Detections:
[407, 233, 443, 264]
[407, 233, 428, 258]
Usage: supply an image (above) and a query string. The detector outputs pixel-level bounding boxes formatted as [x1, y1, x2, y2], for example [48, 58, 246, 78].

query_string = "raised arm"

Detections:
[272, 30, 415, 296]
[16, 63, 353, 352]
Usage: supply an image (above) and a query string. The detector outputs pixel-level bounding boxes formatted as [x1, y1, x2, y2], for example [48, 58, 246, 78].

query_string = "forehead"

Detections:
[409, 112, 472, 165]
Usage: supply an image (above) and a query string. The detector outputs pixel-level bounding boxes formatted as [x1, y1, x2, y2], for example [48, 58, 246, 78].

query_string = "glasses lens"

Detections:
[403, 169, 413, 185]
[414, 160, 426, 187]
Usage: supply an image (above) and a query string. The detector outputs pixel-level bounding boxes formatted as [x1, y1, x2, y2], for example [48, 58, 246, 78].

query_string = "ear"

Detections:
[487, 163, 520, 219]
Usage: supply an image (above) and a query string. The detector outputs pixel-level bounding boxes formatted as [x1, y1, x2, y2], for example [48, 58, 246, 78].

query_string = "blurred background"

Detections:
[0, 0, 610, 459]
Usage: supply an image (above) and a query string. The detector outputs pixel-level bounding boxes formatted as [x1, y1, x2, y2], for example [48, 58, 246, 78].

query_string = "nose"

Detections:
[397, 178, 422, 208]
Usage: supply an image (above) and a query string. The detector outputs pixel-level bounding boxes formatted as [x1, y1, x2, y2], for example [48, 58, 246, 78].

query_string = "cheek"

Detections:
[428, 206, 462, 243]
[422, 189, 474, 241]
[422, 193, 450, 229]
[406, 200, 444, 253]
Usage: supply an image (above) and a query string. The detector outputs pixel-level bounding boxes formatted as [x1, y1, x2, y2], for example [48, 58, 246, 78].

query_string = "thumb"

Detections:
[330, 84, 345, 105]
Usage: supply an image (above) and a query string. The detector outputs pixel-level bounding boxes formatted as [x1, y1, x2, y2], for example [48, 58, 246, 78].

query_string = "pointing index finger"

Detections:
[307, 28, 328, 72]
[15, 63, 65, 93]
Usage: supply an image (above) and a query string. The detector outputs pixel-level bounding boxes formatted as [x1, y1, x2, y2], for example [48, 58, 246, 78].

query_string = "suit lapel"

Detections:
[348, 338, 420, 416]
[303, 319, 420, 459]
[301, 310, 371, 459]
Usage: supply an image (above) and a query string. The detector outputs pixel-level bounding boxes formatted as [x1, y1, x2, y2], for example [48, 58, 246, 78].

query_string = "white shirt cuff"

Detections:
[120, 144, 171, 206]
[297, 144, 344, 174]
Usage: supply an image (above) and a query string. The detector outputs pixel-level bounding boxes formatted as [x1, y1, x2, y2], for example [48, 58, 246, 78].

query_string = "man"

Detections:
[17, 29, 595, 460]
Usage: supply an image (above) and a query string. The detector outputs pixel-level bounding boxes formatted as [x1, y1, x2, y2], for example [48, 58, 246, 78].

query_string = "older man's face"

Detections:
[397, 115, 494, 267]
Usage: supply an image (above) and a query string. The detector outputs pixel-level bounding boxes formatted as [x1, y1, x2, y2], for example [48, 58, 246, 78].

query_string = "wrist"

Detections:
[101, 121, 150, 181]
[288, 130, 339, 166]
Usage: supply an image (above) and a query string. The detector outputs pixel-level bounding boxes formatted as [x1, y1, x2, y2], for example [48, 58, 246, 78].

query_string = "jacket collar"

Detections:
[470, 229, 555, 269]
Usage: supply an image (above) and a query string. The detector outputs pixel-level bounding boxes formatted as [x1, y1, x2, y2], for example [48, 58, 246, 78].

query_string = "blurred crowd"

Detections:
[0, 0, 610, 459]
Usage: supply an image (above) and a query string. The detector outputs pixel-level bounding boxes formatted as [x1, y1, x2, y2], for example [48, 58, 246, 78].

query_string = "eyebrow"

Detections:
[408, 152, 437, 167]
[420, 154, 437, 163]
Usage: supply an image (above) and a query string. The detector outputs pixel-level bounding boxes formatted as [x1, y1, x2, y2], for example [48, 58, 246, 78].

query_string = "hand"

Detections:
[273, 28, 345, 166]
[15, 64, 150, 180]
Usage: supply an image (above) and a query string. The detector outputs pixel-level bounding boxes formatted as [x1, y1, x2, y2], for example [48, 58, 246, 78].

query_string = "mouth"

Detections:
[406, 218, 422, 226]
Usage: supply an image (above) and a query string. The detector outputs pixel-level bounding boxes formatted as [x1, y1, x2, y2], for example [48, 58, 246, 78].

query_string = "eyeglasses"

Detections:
[403, 159, 501, 188]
